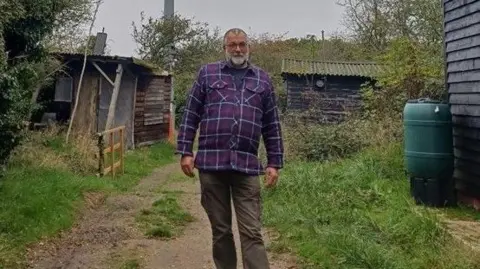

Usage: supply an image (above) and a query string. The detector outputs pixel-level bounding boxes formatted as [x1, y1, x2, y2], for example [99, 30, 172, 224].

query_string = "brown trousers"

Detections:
[199, 171, 270, 269]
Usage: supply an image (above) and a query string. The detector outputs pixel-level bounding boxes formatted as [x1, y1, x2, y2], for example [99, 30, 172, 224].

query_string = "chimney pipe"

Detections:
[93, 31, 107, 55]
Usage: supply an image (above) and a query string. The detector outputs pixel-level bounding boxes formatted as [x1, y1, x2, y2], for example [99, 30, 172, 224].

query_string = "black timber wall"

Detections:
[444, 0, 480, 199]
[283, 74, 372, 122]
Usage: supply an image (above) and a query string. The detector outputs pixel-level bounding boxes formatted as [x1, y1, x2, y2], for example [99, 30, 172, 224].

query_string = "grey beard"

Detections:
[226, 54, 249, 68]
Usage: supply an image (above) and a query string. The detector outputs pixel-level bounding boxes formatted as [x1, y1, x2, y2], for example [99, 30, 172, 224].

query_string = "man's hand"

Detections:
[180, 155, 195, 178]
[264, 167, 279, 188]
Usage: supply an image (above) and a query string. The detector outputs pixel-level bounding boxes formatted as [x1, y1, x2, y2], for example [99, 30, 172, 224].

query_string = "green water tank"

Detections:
[403, 98, 454, 179]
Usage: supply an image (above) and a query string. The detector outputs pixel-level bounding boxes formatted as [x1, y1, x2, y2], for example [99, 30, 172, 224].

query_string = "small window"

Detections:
[54, 77, 73, 102]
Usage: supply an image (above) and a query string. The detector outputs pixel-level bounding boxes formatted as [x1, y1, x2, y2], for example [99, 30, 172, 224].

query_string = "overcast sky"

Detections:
[94, 0, 346, 56]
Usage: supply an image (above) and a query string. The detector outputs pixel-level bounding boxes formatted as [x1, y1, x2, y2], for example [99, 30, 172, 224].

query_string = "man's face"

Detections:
[224, 31, 249, 66]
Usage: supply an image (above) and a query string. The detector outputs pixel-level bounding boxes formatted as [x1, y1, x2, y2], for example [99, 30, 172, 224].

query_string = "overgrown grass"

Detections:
[0, 126, 175, 268]
[262, 143, 480, 269]
[9, 125, 99, 175]
[279, 113, 402, 163]
[136, 192, 194, 239]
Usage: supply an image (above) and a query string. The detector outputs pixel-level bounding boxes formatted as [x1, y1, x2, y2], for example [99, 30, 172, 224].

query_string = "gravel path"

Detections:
[27, 162, 297, 269]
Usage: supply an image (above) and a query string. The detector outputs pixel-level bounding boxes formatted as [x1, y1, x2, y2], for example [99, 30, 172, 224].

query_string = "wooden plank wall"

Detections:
[285, 74, 366, 122]
[144, 76, 169, 126]
[444, 0, 480, 200]
[134, 74, 171, 146]
[71, 70, 99, 135]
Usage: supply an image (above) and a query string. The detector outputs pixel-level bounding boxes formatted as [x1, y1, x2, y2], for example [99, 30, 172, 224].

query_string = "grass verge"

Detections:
[0, 127, 175, 268]
[262, 143, 480, 269]
[136, 192, 194, 239]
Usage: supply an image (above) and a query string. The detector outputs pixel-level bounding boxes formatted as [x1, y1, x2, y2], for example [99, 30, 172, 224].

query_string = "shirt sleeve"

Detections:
[262, 77, 284, 169]
[176, 66, 206, 156]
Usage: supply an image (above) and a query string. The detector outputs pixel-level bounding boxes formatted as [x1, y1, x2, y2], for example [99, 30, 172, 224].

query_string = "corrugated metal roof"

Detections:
[281, 58, 383, 78]
[51, 52, 169, 76]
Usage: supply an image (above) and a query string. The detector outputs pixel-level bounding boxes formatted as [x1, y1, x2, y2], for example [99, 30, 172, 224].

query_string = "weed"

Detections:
[136, 193, 194, 239]
[146, 224, 174, 238]
[107, 247, 144, 269]
[121, 259, 141, 269]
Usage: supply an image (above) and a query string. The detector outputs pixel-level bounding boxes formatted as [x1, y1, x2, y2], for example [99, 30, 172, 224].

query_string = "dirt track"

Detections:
[26, 163, 297, 269]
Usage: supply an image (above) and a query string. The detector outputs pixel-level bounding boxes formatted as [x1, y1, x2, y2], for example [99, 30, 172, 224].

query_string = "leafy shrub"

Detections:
[276, 82, 402, 163]
[0, 0, 86, 168]
[361, 37, 445, 121]
[281, 112, 401, 162]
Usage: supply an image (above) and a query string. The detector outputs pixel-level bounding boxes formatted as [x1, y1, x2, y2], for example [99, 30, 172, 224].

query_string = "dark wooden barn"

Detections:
[444, 0, 480, 209]
[32, 53, 173, 149]
[281, 58, 382, 122]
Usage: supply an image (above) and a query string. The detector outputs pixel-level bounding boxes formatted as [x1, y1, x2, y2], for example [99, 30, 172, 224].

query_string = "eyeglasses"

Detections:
[226, 42, 247, 50]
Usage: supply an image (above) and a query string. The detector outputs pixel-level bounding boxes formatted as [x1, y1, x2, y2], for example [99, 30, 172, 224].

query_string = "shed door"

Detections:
[97, 72, 136, 149]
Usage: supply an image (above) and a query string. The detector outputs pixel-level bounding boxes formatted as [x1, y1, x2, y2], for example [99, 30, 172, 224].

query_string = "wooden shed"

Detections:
[33, 53, 173, 149]
[444, 0, 480, 209]
[281, 58, 382, 122]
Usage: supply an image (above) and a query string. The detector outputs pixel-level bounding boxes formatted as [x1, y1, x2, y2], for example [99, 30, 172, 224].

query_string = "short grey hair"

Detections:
[223, 28, 249, 46]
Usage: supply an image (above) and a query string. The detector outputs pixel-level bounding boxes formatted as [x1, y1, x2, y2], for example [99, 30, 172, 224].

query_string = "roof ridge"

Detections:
[281, 58, 383, 77]
[282, 58, 379, 65]
[51, 52, 168, 76]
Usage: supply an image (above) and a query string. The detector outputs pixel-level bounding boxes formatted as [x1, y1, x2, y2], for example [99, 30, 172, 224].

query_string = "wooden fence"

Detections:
[97, 125, 125, 178]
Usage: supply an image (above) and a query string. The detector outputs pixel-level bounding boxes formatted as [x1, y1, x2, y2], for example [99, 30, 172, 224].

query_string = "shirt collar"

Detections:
[220, 60, 256, 75]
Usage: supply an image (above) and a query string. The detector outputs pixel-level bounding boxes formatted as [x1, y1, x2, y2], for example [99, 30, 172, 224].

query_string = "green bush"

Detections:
[280, 112, 402, 162]
[0, 0, 82, 168]
[361, 37, 445, 120]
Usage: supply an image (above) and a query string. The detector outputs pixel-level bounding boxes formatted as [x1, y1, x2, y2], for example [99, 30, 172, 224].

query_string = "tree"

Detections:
[43, 0, 97, 53]
[132, 12, 222, 72]
[361, 37, 444, 121]
[336, 0, 445, 121]
[337, 0, 443, 57]
[132, 13, 223, 125]
[0, 0, 85, 168]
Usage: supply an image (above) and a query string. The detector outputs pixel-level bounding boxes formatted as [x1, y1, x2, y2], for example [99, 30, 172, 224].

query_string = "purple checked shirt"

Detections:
[176, 60, 284, 175]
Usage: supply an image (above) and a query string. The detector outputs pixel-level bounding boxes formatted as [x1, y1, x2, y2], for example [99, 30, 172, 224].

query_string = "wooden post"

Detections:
[120, 128, 125, 174]
[105, 63, 123, 131]
[98, 134, 104, 177]
[110, 132, 114, 180]
[131, 76, 138, 149]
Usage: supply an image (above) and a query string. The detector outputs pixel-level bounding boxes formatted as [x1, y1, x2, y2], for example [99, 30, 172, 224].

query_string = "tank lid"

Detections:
[407, 98, 443, 104]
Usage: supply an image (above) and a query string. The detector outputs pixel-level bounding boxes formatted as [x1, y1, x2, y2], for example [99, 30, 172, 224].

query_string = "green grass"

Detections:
[0, 140, 175, 268]
[120, 259, 141, 269]
[262, 143, 480, 269]
[136, 192, 195, 239]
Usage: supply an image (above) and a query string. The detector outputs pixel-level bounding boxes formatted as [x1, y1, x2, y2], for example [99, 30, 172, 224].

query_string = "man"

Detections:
[176, 28, 284, 269]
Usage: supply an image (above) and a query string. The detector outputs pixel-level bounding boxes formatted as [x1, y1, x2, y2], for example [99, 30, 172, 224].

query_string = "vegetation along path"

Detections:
[26, 162, 297, 269]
